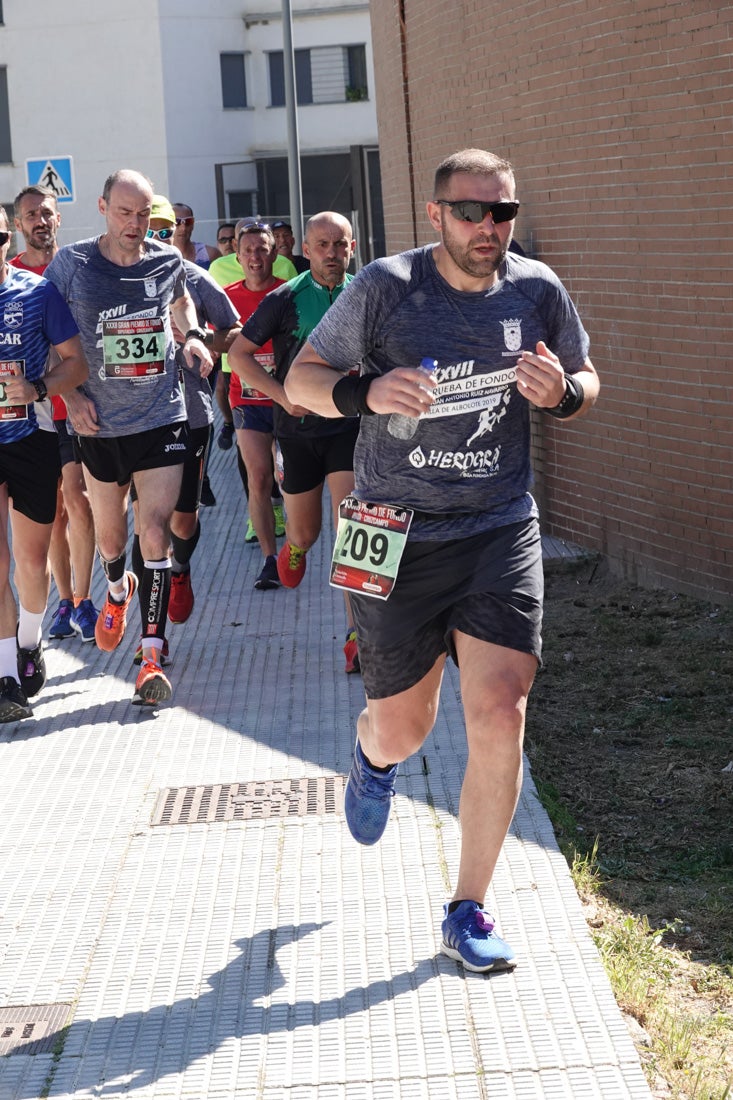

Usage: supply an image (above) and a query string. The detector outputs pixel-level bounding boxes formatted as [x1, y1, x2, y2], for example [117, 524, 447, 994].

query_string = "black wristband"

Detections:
[545, 372, 585, 419]
[184, 327, 207, 344]
[33, 378, 48, 402]
[331, 374, 375, 417]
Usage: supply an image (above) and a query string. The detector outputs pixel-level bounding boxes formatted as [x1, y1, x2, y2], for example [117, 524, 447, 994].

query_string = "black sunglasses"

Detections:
[0, 231, 10, 246]
[436, 199, 520, 224]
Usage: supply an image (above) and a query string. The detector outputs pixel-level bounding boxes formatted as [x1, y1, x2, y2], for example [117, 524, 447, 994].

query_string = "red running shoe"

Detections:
[344, 629, 360, 674]
[168, 570, 194, 624]
[277, 542, 307, 588]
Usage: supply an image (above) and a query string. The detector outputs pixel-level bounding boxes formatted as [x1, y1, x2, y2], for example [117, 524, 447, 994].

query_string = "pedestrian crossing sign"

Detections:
[25, 156, 75, 204]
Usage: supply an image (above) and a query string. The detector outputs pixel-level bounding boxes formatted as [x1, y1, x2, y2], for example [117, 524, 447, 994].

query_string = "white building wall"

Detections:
[0, 0, 378, 247]
[0, 0, 169, 243]
[241, 7, 376, 156]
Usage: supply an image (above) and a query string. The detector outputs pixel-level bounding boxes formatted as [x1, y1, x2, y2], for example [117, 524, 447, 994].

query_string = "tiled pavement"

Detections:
[0, 443, 652, 1099]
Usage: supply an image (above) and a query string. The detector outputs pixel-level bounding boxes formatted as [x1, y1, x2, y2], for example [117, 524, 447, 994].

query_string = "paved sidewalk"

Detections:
[0, 446, 652, 1099]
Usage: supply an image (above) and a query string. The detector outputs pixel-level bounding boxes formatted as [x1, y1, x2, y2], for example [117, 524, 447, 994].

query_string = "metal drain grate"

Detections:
[152, 776, 347, 826]
[0, 1003, 72, 1056]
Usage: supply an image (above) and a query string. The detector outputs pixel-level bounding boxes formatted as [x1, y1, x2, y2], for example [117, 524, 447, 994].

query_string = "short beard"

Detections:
[31, 231, 55, 251]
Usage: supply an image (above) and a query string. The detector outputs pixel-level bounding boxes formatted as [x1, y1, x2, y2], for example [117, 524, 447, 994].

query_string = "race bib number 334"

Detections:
[330, 496, 413, 600]
[102, 317, 165, 378]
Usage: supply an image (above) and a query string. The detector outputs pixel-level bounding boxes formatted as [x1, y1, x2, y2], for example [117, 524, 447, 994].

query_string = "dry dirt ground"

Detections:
[526, 555, 732, 1096]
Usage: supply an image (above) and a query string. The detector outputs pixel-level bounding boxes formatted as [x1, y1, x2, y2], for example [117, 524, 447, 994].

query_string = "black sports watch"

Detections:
[545, 373, 585, 419]
[184, 327, 208, 344]
[33, 379, 48, 402]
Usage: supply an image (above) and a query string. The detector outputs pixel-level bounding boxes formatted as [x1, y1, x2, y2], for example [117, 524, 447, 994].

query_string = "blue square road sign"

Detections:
[26, 157, 75, 204]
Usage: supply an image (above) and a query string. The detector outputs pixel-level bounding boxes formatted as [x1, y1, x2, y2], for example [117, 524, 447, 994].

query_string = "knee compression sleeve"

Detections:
[100, 551, 127, 584]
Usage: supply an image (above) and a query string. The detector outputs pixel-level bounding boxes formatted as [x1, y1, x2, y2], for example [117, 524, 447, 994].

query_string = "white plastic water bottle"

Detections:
[387, 357, 438, 439]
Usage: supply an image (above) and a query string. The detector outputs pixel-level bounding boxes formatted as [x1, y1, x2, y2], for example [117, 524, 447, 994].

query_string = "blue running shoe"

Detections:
[49, 599, 74, 639]
[441, 900, 517, 973]
[71, 598, 99, 644]
[343, 739, 398, 845]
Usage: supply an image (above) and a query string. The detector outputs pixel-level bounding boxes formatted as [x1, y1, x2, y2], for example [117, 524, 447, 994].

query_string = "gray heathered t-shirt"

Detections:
[308, 246, 590, 540]
[178, 260, 239, 430]
[45, 237, 187, 437]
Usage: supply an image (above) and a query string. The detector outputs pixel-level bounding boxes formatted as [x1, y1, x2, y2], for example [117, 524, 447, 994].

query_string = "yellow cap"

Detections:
[150, 194, 176, 226]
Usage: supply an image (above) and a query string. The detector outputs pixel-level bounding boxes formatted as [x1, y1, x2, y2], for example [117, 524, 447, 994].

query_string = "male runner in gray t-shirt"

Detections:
[285, 148, 600, 973]
[46, 169, 212, 707]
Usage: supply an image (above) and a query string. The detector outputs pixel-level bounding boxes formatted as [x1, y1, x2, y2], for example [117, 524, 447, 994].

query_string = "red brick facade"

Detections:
[369, 0, 733, 600]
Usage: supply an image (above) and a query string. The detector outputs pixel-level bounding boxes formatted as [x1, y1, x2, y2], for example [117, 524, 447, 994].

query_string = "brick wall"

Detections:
[369, 0, 733, 600]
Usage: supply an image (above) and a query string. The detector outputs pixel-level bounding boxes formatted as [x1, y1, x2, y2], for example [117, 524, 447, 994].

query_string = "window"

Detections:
[269, 46, 368, 106]
[220, 52, 248, 109]
[268, 49, 313, 107]
[0, 68, 11, 164]
[346, 45, 368, 101]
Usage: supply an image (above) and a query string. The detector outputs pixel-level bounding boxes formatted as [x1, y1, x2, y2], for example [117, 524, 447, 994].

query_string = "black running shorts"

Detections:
[55, 418, 79, 468]
[0, 429, 61, 524]
[278, 420, 358, 494]
[76, 422, 188, 486]
[175, 424, 210, 514]
[351, 517, 543, 700]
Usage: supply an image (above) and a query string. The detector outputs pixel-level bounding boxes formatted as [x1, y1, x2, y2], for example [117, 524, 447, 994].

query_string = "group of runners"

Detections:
[0, 149, 599, 973]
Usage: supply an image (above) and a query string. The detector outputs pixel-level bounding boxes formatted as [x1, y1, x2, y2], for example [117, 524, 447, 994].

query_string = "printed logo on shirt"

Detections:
[407, 444, 502, 479]
[3, 302, 23, 329]
[501, 318, 522, 352]
[423, 364, 517, 421]
[145, 278, 157, 297]
[466, 390, 511, 445]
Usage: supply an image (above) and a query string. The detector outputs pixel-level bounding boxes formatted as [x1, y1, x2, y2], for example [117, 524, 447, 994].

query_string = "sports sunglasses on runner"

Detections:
[435, 199, 520, 224]
[146, 227, 175, 240]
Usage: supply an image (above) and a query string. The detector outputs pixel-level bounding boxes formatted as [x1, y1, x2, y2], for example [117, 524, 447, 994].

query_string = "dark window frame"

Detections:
[0, 67, 12, 164]
[346, 44, 368, 101]
[220, 52, 248, 109]
[268, 49, 312, 107]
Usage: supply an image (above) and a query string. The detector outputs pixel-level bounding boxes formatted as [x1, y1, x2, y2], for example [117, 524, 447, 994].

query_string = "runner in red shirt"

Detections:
[224, 224, 284, 590]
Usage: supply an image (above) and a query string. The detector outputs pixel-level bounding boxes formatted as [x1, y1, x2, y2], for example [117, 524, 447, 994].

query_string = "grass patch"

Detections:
[528, 558, 733, 1097]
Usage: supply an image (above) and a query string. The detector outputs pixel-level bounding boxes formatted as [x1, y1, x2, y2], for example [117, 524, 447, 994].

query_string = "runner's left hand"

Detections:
[516, 341, 566, 408]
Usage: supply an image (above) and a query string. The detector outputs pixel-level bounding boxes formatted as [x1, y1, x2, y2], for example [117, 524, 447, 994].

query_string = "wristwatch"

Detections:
[545, 373, 585, 419]
[33, 379, 48, 402]
[184, 327, 208, 344]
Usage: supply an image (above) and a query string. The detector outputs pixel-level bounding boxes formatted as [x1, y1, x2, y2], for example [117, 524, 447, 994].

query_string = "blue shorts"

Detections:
[232, 404, 274, 434]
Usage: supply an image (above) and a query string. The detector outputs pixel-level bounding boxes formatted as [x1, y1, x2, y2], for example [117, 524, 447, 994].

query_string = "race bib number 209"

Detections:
[330, 496, 413, 600]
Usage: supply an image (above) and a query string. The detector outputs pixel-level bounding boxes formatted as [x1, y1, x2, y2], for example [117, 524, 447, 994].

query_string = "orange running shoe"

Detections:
[95, 572, 138, 652]
[277, 542, 307, 588]
[132, 657, 172, 706]
[168, 570, 194, 624]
